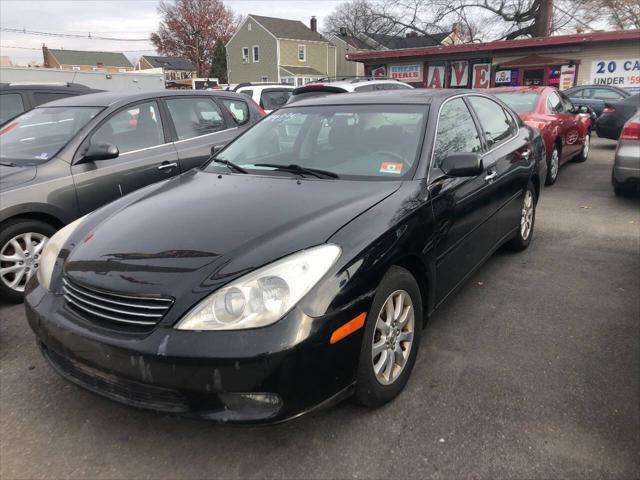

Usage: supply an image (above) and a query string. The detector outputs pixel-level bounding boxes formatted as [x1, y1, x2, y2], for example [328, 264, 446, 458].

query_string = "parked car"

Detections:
[287, 77, 413, 104]
[564, 85, 631, 118]
[612, 112, 640, 196]
[490, 86, 591, 185]
[234, 82, 294, 113]
[0, 90, 264, 301]
[25, 89, 543, 423]
[596, 94, 640, 140]
[0, 82, 100, 125]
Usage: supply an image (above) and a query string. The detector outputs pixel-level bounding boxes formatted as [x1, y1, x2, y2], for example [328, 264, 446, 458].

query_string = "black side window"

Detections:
[591, 88, 625, 100]
[467, 96, 513, 148]
[165, 97, 226, 140]
[0, 93, 24, 123]
[570, 89, 584, 99]
[221, 98, 250, 125]
[434, 98, 482, 169]
[354, 85, 375, 92]
[33, 92, 73, 106]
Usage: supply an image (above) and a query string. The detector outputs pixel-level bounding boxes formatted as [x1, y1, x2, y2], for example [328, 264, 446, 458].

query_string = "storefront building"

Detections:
[348, 29, 640, 93]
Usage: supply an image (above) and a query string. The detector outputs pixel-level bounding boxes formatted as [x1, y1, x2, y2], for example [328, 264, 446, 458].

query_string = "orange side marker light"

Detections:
[330, 313, 366, 344]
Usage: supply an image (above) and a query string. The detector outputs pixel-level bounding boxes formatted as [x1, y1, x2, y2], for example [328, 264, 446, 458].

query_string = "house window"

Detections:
[248, 22, 252, 31]
[298, 45, 306, 62]
[252, 45, 260, 63]
[242, 47, 249, 63]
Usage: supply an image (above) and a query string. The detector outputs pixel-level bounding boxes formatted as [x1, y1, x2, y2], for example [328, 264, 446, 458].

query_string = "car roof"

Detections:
[488, 86, 548, 93]
[35, 89, 249, 108]
[306, 78, 409, 89]
[282, 89, 466, 107]
[0, 82, 96, 92]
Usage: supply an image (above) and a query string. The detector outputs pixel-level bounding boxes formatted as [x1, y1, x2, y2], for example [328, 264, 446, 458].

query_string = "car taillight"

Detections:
[602, 106, 616, 114]
[620, 121, 640, 140]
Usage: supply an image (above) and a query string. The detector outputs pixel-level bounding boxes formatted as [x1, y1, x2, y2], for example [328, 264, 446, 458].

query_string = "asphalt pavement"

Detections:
[1, 137, 638, 480]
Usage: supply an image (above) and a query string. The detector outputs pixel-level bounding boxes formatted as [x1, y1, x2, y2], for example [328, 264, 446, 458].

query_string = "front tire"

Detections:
[0, 219, 56, 303]
[505, 182, 536, 252]
[354, 266, 422, 407]
[574, 133, 590, 163]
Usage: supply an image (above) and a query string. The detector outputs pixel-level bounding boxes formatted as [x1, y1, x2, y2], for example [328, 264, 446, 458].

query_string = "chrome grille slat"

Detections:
[63, 287, 164, 318]
[63, 280, 169, 310]
[63, 276, 173, 328]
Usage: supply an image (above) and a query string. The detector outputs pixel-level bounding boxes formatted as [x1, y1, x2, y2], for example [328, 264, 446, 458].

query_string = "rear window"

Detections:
[0, 93, 24, 124]
[260, 89, 292, 110]
[492, 91, 540, 113]
[288, 87, 347, 104]
[33, 92, 75, 106]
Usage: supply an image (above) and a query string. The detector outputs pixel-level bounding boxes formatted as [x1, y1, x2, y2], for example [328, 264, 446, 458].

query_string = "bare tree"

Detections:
[576, 0, 640, 29]
[323, 0, 398, 36]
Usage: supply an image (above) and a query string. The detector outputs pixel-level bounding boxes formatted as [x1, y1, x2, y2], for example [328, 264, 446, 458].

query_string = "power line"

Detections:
[0, 27, 150, 41]
[0, 44, 157, 52]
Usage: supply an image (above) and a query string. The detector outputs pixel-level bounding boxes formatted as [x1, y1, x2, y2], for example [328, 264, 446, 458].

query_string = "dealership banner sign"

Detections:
[590, 59, 640, 92]
[389, 64, 423, 82]
[559, 65, 576, 90]
[450, 61, 469, 87]
[495, 70, 512, 84]
[472, 63, 491, 88]
[426, 65, 445, 88]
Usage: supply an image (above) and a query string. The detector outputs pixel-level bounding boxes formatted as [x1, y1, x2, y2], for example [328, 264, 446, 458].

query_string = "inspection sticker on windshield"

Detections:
[379, 162, 403, 174]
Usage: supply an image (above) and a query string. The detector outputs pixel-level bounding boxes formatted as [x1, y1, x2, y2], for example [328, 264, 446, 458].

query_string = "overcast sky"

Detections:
[0, 0, 341, 65]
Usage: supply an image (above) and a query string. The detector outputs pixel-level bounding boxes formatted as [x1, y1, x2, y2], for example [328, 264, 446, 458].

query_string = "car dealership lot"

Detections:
[1, 137, 638, 479]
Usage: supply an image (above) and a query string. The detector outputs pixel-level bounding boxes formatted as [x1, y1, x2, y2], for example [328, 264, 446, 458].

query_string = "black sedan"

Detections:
[25, 89, 543, 423]
[596, 93, 640, 140]
[563, 85, 630, 118]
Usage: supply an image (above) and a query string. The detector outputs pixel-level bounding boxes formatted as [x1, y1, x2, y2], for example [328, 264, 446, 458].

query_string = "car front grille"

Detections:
[62, 276, 173, 327]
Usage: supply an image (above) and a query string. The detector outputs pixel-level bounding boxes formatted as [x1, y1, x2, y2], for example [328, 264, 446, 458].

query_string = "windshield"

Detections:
[493, 92, 540, 113]
[0, 106, 102, 165]
[211, 105, 427, 180]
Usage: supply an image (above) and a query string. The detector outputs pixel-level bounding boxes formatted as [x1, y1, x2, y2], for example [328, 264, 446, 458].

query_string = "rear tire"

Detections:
[354, 266, 422, 407]
[0, 219, 57, 303]
[505, 182, 536, 252]
[545, 146, 560, 186]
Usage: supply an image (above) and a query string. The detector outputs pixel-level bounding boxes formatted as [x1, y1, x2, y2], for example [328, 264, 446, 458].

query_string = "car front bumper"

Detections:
[25, 282, 371, 423]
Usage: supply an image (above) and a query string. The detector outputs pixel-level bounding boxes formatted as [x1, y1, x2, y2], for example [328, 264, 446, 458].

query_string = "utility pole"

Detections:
[536, 0, 554, 37]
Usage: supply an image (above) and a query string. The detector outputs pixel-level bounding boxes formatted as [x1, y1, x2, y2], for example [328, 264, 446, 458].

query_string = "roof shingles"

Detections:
[48, 49, 133, 68]
[250, 14, 328, 42]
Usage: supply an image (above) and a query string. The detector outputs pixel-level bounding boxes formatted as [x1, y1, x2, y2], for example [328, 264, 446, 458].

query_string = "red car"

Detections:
[490, 87, 591, 185]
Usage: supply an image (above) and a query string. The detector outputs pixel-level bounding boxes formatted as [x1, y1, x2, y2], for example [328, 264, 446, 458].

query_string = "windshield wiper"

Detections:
[0, 161, 16, 167]
[254, 163, 339, 179]
[212, 158, 248, 174]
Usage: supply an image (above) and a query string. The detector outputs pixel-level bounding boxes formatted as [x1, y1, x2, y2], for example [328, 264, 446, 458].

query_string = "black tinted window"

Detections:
[434, 98, 482, 168]
[91, 101, 164, 154]
[0, 93, 24, 124]
[166, 97, 226, 140]
[587, 88, 625, 100]
[33, 92, 73, 106]
[468, 96, 513, 148]
[260, 90, 291, 110]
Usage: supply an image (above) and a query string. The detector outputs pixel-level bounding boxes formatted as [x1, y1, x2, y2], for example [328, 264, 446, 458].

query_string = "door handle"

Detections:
[484, 170, 497, 182]
[157, 162, 178, 171]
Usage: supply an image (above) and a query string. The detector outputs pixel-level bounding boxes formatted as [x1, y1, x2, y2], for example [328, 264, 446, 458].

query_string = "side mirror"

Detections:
[82, 143, 119, 162]
[441, 153, 484, 177]
[210, 144, 223, 157]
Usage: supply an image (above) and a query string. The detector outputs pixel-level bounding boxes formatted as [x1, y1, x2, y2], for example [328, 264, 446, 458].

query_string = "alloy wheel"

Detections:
[0, 232, 48, 293]
[521, 190, 534, 241]
[549, 149, 559, 180]
[372, 290, 415, 386]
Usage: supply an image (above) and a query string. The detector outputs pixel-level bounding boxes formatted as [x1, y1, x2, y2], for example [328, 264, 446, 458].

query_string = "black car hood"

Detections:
[65, 169, 401, 299]
[0, 164, 37, 190]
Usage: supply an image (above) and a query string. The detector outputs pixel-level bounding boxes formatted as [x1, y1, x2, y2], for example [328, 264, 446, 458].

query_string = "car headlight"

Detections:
[37, 216, 86, 291]
[176, 244, 341, 331]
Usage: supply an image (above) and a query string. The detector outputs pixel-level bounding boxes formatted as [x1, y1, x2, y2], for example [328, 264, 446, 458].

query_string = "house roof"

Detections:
[47, 48, 133, 68]
[366, 32, 451, 50]
[280, 65, 325, 76]
[140, 56, 194, 70]
[349, 29, 640, 61]
[250, 14, 328, 42]
[332, 34, 373, 50]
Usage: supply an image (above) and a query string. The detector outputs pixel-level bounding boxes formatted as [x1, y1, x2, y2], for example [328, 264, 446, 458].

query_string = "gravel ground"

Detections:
[1, 136, 638, 480]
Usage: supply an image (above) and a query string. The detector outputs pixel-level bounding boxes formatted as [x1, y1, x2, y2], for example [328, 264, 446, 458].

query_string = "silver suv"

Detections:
[288, 77, 413, 104]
